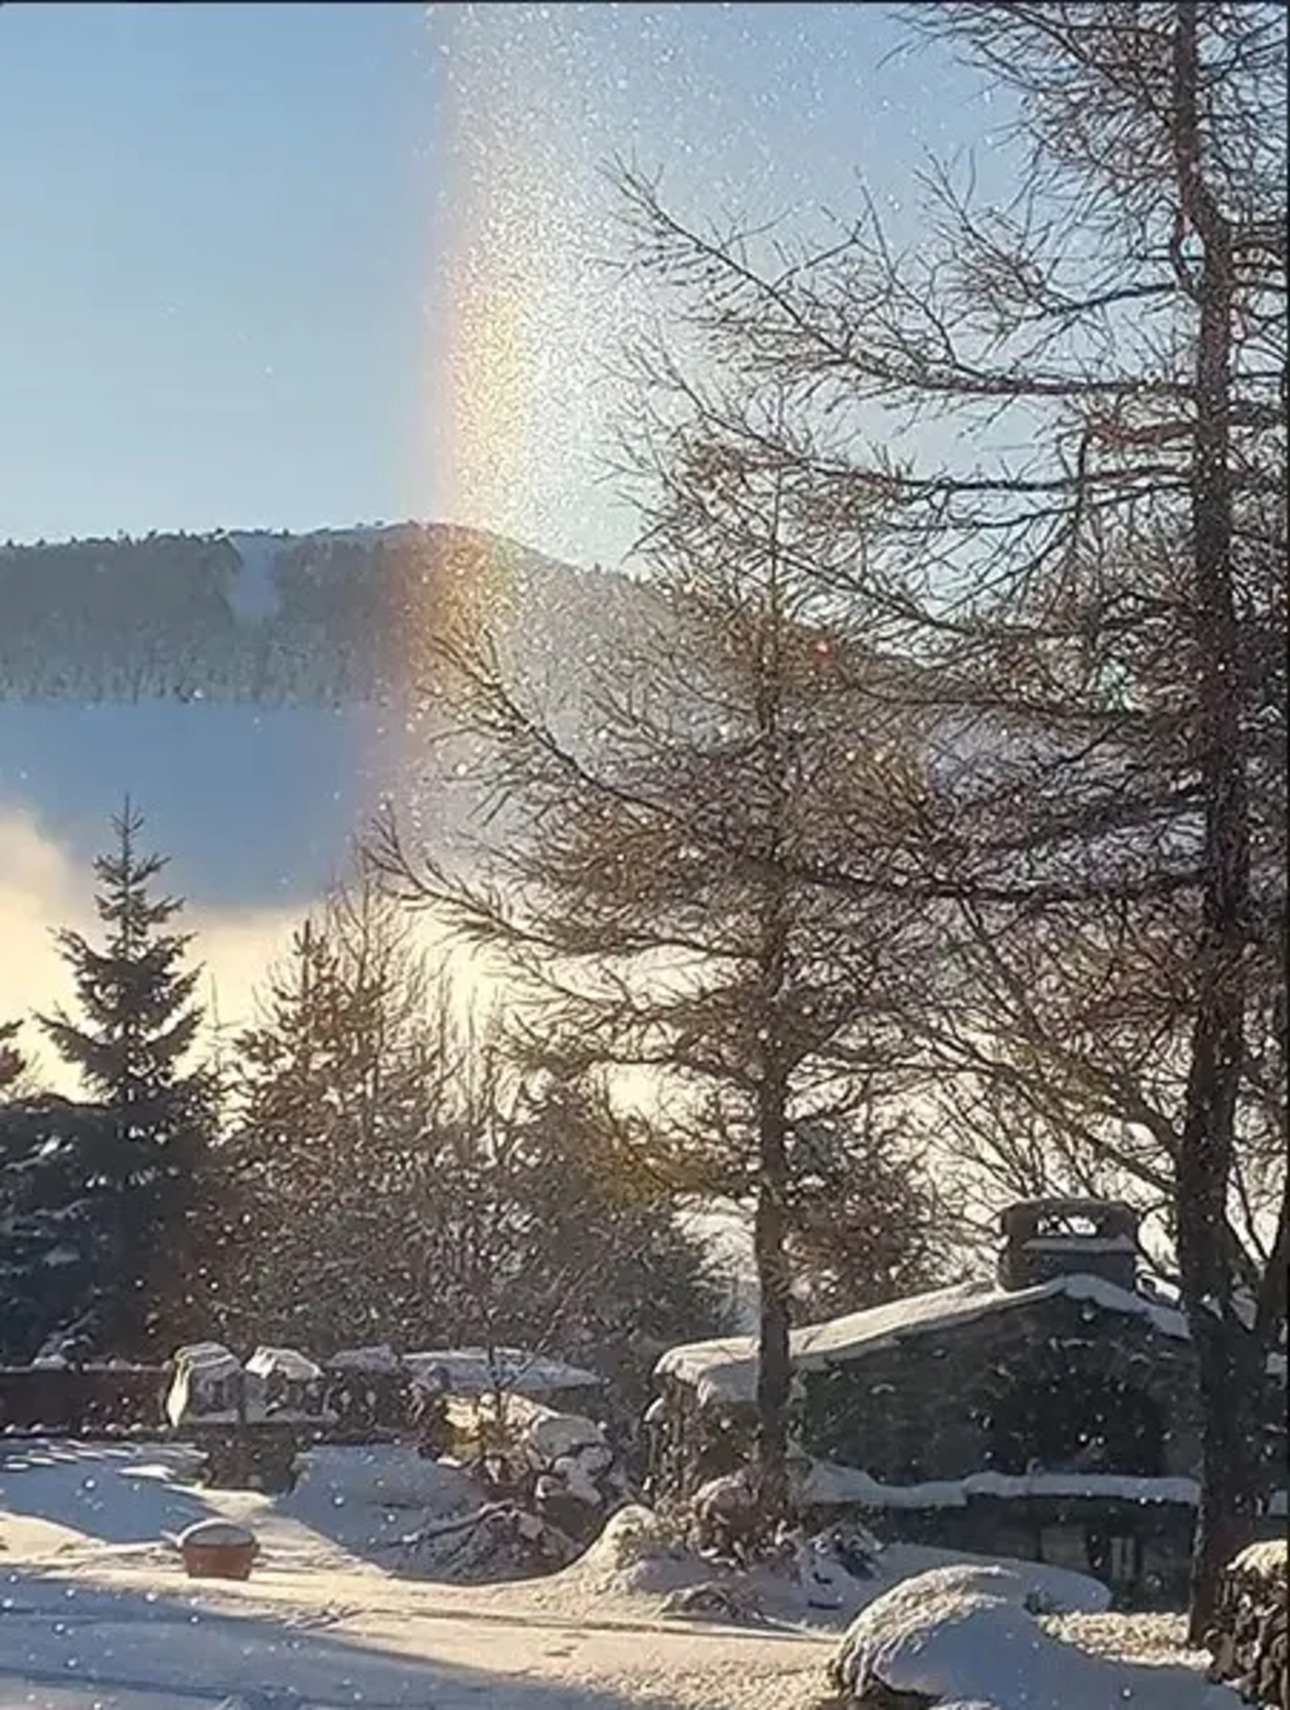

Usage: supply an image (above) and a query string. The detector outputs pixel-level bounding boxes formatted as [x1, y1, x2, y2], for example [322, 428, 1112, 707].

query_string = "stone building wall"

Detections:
[800, 1293, 1209, 1483]
[649, 1288, 1286, 1607]
[650, 1292, 1286, 1514]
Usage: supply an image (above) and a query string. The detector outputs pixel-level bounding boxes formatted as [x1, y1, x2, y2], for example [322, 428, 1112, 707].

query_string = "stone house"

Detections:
[649, 1198, 1287, 1606]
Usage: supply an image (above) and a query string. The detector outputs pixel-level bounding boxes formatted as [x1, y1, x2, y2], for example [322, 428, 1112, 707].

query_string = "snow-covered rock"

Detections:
[245, 1347, 323, 1385]
[830, 1563, 1239, 1709]
[521, 1406, 609, 1467]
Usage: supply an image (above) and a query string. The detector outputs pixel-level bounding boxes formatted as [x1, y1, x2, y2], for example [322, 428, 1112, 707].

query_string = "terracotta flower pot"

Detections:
[176, 1520, 258, 1581]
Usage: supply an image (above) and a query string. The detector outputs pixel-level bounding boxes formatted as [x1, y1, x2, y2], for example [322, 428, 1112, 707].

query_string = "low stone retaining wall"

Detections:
[0, 1364, 168, 1434]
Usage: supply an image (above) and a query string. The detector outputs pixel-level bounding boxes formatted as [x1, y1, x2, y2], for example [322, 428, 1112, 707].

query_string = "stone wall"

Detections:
[0, 1364, 169, 1434]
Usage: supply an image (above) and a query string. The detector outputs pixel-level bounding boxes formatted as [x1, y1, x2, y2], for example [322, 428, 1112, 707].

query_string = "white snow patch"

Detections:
[245, 1346, 324, 1384]
[225, 532, 286, 623]
[40, 1243, 81, 1266]
[171, 1341, 242, 1382]
[559, 1507, 1110, 1636]
[403, 1347, 603, 1396]
[175, 1516, 257, 1550]
[326, 1344, 404, 1375]
[4, 1443, 1226, 1710]
[1230, 1536, 1287, 1578]
[802, 1460, 1207, 1509]
[515, 1403, 608, 1465]
[283, 1444, 479, 1550]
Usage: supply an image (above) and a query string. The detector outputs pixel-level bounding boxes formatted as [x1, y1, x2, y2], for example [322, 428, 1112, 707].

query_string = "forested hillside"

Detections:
[0, 524, 640, 706]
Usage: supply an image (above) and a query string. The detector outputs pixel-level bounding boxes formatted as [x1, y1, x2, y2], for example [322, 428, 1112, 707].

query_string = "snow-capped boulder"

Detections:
[828, 1563, 1240, 1710]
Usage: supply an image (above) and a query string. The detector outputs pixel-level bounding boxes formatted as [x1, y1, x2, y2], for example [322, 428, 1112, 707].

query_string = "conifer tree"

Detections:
[36, 801, 211, 1356]
[0, 1018, 27, 1101]
[40, 802, 204, 1127]
[213, 881, 447, 1351]
[212, 883, 729, 1371]
[0, 1097, 124, 1361]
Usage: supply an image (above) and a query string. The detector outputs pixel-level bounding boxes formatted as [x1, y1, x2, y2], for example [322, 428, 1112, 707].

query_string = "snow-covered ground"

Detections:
[0, 1440, 1240, 1709]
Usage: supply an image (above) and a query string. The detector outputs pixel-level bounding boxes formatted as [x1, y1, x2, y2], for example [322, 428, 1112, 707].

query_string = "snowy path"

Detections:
[0, 1560, 829, 1709]
[0, 1436, 828, 1710]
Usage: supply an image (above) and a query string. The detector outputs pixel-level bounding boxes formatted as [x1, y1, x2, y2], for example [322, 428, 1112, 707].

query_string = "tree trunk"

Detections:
[753, 1056, 793, 1525]
[1170, 0, 1258, 1645]
[1188, 1317, 1264, 1641]
[751, 473, 796, 1529]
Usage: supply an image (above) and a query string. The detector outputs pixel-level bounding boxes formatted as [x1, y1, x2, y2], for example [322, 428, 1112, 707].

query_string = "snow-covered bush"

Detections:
[395, 1500, 580, 1582]
[690, 1465, 765, 1562]
[582, 1502, 691, 1574]
[1208, 1537, 1287, 1708]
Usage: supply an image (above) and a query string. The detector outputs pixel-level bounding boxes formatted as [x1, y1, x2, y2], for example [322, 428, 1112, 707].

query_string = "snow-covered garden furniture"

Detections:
[324, 1346, 414, 1436]
[165, 1343, 245, 1429]
[1208, 1538, 1288, 1708]
[244, 1346, 326, 1420]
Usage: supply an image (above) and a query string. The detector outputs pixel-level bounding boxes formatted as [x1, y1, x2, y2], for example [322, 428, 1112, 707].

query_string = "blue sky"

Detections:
[0, 3, 1019, 1066]
[0, 2, 1007, 572]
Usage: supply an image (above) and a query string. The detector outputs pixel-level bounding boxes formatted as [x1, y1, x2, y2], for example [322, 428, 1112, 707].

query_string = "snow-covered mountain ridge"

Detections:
[0, 522, 649, 706]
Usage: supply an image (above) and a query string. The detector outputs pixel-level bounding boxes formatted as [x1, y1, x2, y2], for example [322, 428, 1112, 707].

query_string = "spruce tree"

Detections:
[36, 801, 211, 1357]
[0, 1097, 124, 1361]
[502, 1071, 730, 1414]
[0, 1018, 27, 1101]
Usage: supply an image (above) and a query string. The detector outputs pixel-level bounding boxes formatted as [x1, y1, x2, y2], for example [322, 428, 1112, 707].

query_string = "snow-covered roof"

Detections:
[402, 1348, 603, 1397]
[655, 1274, 1193, 1408]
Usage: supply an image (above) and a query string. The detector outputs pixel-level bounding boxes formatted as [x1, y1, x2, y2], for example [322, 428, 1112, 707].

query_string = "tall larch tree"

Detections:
[372, 440, 938, 1525]
[607, 0, 1285, 1632]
